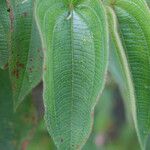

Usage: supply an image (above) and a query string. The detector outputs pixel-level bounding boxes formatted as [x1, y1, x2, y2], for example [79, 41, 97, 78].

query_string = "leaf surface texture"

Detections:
[35, 0, 108, 149]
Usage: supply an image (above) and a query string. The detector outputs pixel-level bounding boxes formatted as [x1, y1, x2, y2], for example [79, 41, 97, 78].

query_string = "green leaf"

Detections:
[107, 8, 133, 125]
[35, 0, 108, 149]
[8, 0, 43, 109]
[0, 69, 38, 150]
[0, 0, 10, 69]
[106, 1, 150, 149]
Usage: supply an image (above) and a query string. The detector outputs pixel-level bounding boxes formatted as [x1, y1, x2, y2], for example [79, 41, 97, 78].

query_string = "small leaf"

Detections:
[0, 0, 10, 69]
[0, 69, 38, 150]
[106, 1, 150, 149]
[35, 0, 108, 149]
[8, 0, 43, 109]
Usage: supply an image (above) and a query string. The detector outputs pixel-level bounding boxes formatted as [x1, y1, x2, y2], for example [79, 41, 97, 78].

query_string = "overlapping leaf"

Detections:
[0, 0, 10, 69]
[107, 7, 134, 124]
[106, 0, 150, 149]
[8, 0, 43, 109]
[35, 0, 108, 149]
[0, 69, 38, 150]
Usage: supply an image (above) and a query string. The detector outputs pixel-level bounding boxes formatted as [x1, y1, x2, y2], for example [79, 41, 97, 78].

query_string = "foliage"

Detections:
[0, 0, 150, 150]
[0, 69, 38, 150]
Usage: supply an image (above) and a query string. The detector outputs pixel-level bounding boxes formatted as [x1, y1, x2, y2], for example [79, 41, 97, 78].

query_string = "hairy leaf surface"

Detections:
[0, 0, 10, 69]
[106, 0, 150, 149]
[8, 0, 43, 109]
[35, 0, 108, 149]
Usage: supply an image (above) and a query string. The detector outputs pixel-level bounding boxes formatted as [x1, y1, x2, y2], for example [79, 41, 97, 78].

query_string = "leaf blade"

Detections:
[106, 0, 150, 149]
[35, 0, 109, 149]
[8, 0, 43, 109]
